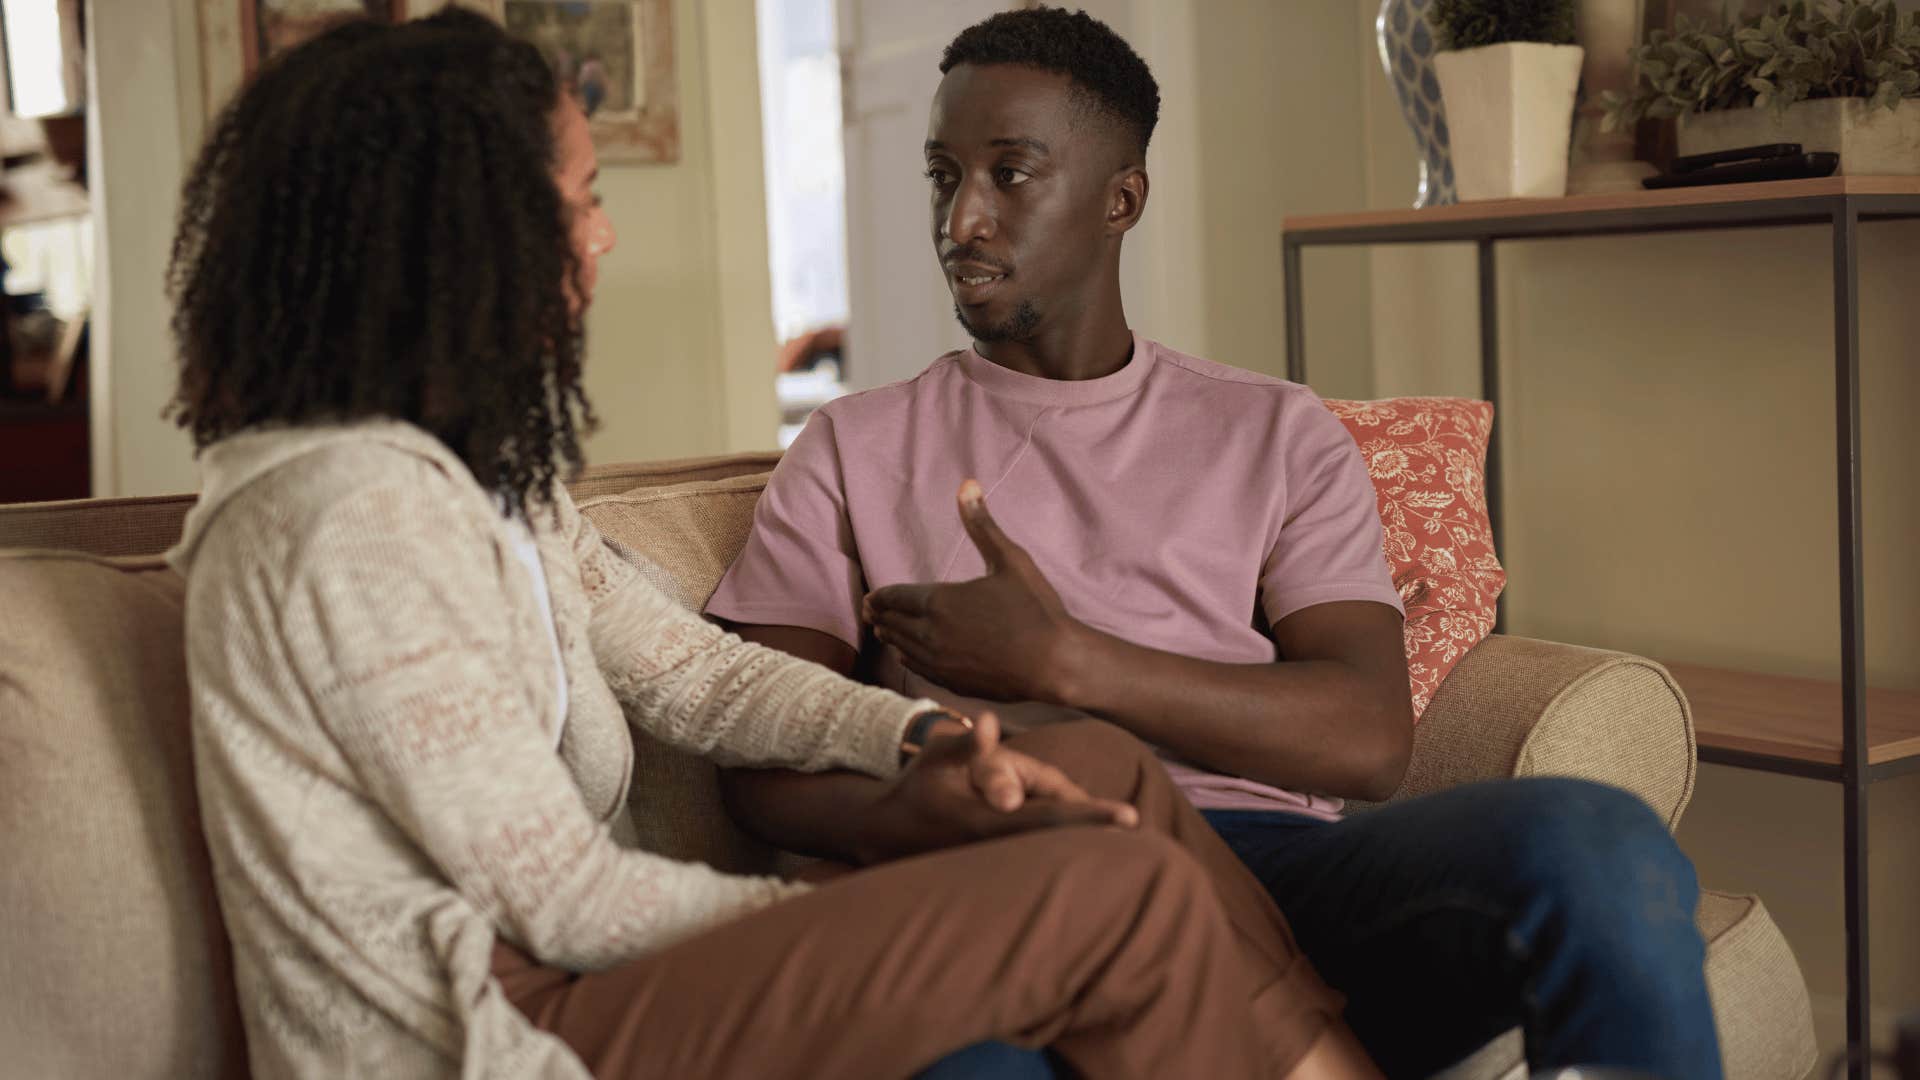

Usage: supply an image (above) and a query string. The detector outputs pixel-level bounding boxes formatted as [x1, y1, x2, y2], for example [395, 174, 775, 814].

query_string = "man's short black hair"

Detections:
[939, 6, 1160, 158]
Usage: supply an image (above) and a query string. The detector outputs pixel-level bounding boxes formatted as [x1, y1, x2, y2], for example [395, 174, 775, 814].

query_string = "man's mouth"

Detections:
[947, 262, 1008, 303]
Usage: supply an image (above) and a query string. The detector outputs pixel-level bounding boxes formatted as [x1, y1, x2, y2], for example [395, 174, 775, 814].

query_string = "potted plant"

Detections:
[1432, 0, 1586, 199]
[1603, 0, 1920, 174]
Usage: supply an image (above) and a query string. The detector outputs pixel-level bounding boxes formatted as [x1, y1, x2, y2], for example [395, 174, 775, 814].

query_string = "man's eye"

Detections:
[925, 168, 953, 185]
[996, 167, 1029, 185]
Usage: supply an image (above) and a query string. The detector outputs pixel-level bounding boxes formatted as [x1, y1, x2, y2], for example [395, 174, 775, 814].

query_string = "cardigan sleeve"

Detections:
[278, 470, 810, 969]
[561, 488, 932, 780]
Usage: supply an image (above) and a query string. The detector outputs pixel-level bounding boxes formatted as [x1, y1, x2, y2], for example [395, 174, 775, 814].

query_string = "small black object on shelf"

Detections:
[1644, 142, 1839, 188]
[1670, 142, 1803, 173]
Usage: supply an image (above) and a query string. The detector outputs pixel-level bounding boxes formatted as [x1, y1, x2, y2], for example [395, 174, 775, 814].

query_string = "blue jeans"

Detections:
[915, 1042, 1056, 1080]
[916, 776, 1719, 1080]
[1207, 777, 1722, 1079]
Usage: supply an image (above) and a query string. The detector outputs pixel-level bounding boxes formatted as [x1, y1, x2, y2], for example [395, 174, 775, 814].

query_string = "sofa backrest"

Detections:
[0, 450, 783, 557]
[0, 452, 783, 1078]
[0, 551, 246, 1078]
[576, 473, 786, 873]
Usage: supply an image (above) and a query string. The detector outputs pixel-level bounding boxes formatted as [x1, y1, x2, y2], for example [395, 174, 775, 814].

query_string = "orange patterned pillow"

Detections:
[1323, 397, 1505, 720]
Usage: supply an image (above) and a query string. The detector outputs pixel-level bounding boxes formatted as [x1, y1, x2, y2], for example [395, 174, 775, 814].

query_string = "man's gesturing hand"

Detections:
[857, 710, 1138, 864]
[863, 480, 1085, 704]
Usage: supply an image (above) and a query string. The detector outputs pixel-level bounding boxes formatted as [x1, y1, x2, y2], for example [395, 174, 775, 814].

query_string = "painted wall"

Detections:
[88, 0, 199, 497]
[577, 0, 779, 466]
[87, 0, 777, 497]
[1074, 0, 1376, 399]
[1353, 4, 1920, 1053]
[1189, 0, 1375, 401]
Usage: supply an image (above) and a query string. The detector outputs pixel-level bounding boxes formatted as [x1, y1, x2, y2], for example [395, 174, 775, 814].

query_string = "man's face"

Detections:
[925, 64, 1118, 343]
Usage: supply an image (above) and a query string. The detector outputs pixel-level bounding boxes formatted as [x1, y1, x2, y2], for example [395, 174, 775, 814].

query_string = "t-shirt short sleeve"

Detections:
[705, 411, 866, 648]
[1258, 395, 1406, 627]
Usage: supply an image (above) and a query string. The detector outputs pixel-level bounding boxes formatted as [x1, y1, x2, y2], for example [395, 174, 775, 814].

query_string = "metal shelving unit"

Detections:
[1283, 175, 1920, 1077]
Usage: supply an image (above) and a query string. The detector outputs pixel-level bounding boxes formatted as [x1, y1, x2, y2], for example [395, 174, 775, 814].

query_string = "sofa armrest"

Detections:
[1380, 635, 1698, 830]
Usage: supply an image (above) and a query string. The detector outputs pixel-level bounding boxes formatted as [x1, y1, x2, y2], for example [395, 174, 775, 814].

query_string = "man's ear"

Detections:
[1106, 166, 1149, 235]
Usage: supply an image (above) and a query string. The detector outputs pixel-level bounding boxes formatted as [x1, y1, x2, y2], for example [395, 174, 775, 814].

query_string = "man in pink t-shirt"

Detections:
[711, 330, 1399, 822]
[709, 9, 1719, 1078]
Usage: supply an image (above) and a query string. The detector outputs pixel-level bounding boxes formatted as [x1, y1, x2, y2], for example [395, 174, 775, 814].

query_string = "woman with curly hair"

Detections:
[163, 10, 1375, 1079]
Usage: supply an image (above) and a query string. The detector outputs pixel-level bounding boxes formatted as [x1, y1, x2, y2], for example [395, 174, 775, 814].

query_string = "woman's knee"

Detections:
[1039, 825, 1209, 902]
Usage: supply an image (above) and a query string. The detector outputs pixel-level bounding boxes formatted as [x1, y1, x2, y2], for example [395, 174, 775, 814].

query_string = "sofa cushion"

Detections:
[1325, 397, 1505, 720]
[1392, 635, 1697, 828]
[1699, 890, 1819, 1080]
[0, 550, 245, 1078]
[577, 473, 784, 875]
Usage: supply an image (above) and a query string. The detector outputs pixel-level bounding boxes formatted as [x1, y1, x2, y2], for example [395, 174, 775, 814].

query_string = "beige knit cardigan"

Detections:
[166, 421, 934, 1078]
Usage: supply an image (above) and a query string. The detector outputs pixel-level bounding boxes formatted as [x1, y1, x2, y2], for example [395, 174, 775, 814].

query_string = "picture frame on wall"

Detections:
[196, 0, 415, 122]
[196, 0, 679, 164]
[240, 0, 407, 76]
[478, 0, 679, 164]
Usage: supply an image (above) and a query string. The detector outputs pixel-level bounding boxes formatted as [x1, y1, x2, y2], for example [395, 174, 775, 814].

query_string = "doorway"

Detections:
[755, 0, 1015, 446]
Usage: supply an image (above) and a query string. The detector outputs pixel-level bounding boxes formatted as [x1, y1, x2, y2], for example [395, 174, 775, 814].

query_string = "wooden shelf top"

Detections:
[0, 163, 88, 230]
[1666, 661, 1920, 767]
[1284, 175, 1920, 237]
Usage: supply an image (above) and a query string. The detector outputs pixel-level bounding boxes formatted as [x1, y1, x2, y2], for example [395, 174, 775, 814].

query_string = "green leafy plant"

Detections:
[1433, 0, 1578, 50]
[1602, 0, 1920, 131]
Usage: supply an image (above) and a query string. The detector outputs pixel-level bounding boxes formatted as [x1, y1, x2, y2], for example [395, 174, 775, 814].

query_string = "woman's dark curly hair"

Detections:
[167, 8, 593, 515]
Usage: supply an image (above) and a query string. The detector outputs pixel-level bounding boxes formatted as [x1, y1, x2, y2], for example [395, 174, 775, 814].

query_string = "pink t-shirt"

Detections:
[707, 334, 1404, 819]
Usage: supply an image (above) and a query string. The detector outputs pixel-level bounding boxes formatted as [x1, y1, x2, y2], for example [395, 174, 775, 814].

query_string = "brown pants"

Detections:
[493, 720, 1341, 1079]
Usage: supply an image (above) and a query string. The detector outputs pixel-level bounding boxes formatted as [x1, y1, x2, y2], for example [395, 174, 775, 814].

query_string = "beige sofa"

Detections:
[0, 452, 1817, 1079]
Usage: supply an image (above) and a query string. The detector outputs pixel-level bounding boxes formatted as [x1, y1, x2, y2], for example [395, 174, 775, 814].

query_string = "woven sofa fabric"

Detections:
[0, 451, 785, 559]
[567, 451, 784, 502]
[0, 551, 247, 1078]
[577, 473, 785, 875]
[0, 493, 197, 558]
[1393, 635, 1697, 829]
[1698, 891, 1819, 1080]
[578, 473, 775, 612]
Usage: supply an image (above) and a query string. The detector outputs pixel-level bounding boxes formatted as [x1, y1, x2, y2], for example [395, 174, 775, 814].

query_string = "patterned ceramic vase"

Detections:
[1377, 0, 1456, 207]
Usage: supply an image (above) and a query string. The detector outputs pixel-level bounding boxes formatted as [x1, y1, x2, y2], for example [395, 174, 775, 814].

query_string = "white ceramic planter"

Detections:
[1434, 42, 1585, 199]
[1678, 97, 1920, 175]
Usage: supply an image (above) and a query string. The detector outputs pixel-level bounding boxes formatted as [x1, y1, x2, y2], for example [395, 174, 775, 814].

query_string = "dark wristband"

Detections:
[898, 709, 971, 765]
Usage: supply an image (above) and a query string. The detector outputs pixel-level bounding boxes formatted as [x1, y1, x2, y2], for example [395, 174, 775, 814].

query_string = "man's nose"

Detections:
[942, 176, 995, 245]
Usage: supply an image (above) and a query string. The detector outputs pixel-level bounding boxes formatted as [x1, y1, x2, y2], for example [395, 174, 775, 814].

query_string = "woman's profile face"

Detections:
[553, 98, 614, 312]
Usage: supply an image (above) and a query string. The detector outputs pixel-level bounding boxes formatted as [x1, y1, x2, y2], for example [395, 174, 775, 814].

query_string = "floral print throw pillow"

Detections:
[1324, 397, 1505, 720]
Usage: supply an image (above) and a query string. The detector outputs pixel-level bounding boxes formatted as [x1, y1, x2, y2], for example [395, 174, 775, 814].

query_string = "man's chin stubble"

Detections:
[953, 299, 1041, 343]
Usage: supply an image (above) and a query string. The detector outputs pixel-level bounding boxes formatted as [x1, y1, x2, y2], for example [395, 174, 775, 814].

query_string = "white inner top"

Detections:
[503, 516, 568, 750]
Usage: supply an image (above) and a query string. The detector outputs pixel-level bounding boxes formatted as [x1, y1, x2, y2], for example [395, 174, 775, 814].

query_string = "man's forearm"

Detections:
[1050, 624, 1411, 801]
[719, 767, 892, 864]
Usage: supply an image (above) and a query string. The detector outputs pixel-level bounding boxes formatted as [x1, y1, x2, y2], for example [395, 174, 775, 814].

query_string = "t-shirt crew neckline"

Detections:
[958, 331, 1155, 408]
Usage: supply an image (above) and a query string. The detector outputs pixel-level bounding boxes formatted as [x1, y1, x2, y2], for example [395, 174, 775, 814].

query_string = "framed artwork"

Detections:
[241, 0, 407, 75]
[196, 0, 415, 121]
[478, 0, 680, 163]
[197, 0, 678, 164]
